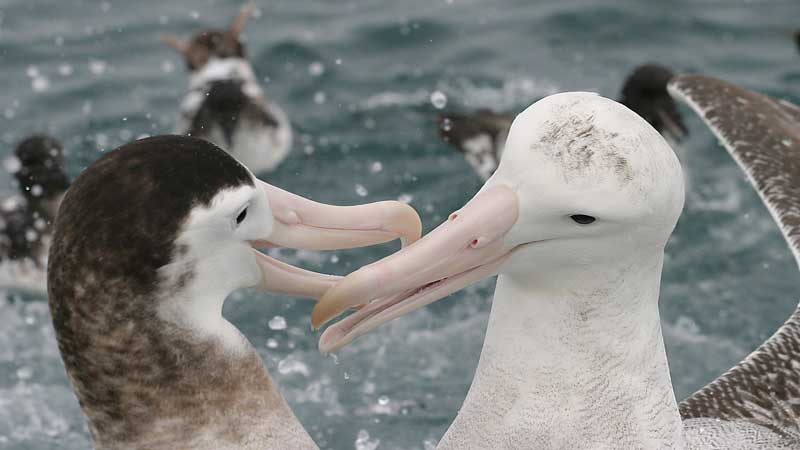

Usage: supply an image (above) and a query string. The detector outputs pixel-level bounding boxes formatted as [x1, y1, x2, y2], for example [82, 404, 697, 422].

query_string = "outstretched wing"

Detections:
[669, 74, 800, 437]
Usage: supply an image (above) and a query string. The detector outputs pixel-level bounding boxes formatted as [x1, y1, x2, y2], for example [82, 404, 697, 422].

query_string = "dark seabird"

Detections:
[0, 134, 69, 292]
[438, 63, 689, 180]
[48, 135, 421, 449]
[313, 80, 800, 449]
[163, 5, 292, 173]
[794, 29, 800, 54]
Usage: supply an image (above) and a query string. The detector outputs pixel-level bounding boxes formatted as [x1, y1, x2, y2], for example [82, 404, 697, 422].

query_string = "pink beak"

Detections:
[250, 180, 422, 301]
[312, 185, 519, 352]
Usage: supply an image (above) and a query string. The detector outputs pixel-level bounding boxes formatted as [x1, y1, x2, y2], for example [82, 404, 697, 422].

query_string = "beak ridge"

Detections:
[260, 180, 422, 250]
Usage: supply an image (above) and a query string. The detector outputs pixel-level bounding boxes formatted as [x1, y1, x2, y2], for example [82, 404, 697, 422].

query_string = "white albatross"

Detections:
[312, 78, 800, 449]
[47, 135, 421, 450]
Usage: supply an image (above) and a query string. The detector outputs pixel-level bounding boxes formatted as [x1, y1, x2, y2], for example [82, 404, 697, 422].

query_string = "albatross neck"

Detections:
[60, 285, 319, 450]
[439, 253, 685, 450]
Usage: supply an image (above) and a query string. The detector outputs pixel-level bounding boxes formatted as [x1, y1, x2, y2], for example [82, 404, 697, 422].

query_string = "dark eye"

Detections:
[570, 214, 596, 225]
[236, 208, 248, 225]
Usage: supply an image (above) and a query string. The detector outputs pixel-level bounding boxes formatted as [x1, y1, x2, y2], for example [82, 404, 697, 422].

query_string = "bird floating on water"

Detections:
[47, 135, 421, 450]
[314, 77, 800, 449]
[0, 134, 69, 293]
[438, 63, 689, 180]
[163, 5, 292, 174]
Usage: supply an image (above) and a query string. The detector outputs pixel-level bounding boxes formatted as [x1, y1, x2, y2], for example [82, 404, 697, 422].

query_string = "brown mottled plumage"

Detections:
[48, 136, 316, 449]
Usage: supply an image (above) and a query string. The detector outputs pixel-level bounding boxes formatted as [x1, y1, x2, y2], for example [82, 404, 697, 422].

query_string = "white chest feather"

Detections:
[439, 262, 684, 450]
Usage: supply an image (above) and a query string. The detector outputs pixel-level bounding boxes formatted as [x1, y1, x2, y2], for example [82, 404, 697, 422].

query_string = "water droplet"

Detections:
[31, 185, 43, 197]
[397, 193, 413, 204]
[441, 117, 452, 131]
[190, 10, 200, 19]
[268, 315, 287, 330]
[370, 161, 383, 173]
[4, 157, 21, 173]
[424, 439, 437, 450]
[277, 358, 310, 376]
[58, 63, 73, 76]
[16, 366, 33, 380]
[430, 90, 447, 109]
[355, 184, 368, 197]
[26, 65, 39, 78]
[377, 395, 389, 405]
[313, 91, 327, 104]
[95, 133, 108, 148]
[308, 61, 325, 77]
[330, 254, 339, 263]
[31, 77, 49, 92]
[266, 338, 279, 349]
[335, 58, 342, 65]
[88, 59, 107, 76]
[343, 371, 350, 380]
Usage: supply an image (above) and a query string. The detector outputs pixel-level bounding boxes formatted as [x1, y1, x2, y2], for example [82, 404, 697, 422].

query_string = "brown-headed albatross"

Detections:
[163, 5, 291, 174]
[47, 135, 421, 450]
[312, 77, 800, 449]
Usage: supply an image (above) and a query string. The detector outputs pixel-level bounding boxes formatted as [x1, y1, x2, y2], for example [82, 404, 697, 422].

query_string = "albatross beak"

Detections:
[312, 185, 519, 352]
[251, 179, 423, 301]
[257, 180, 421, 250]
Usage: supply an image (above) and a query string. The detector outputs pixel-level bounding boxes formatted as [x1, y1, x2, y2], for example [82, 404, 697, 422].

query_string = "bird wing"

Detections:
[669, 74, 800, 438]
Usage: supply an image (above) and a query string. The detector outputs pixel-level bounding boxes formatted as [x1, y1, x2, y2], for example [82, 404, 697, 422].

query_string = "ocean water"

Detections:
[1, 0, 800, 449]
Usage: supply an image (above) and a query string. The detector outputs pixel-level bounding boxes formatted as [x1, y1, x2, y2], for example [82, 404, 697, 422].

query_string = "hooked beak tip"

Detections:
[311, 283, 351, 329]
[310, 307, 328, 330]
[390, 202, 423, 246]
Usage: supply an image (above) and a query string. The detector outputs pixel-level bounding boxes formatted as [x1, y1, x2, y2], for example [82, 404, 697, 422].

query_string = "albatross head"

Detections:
[47, 135, 420, 445]
[49, 135, 420, 342]
[161, 5, 252, 72]
[314, 92, 685, 352]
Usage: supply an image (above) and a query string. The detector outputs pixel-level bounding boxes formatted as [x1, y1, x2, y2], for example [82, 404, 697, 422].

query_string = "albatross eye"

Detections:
[570, 214, 596, 225]
[236, 208, 248, 225]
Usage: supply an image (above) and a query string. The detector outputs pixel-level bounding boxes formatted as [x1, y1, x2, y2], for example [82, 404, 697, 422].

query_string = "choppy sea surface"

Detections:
[1, 0, 800, 449]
